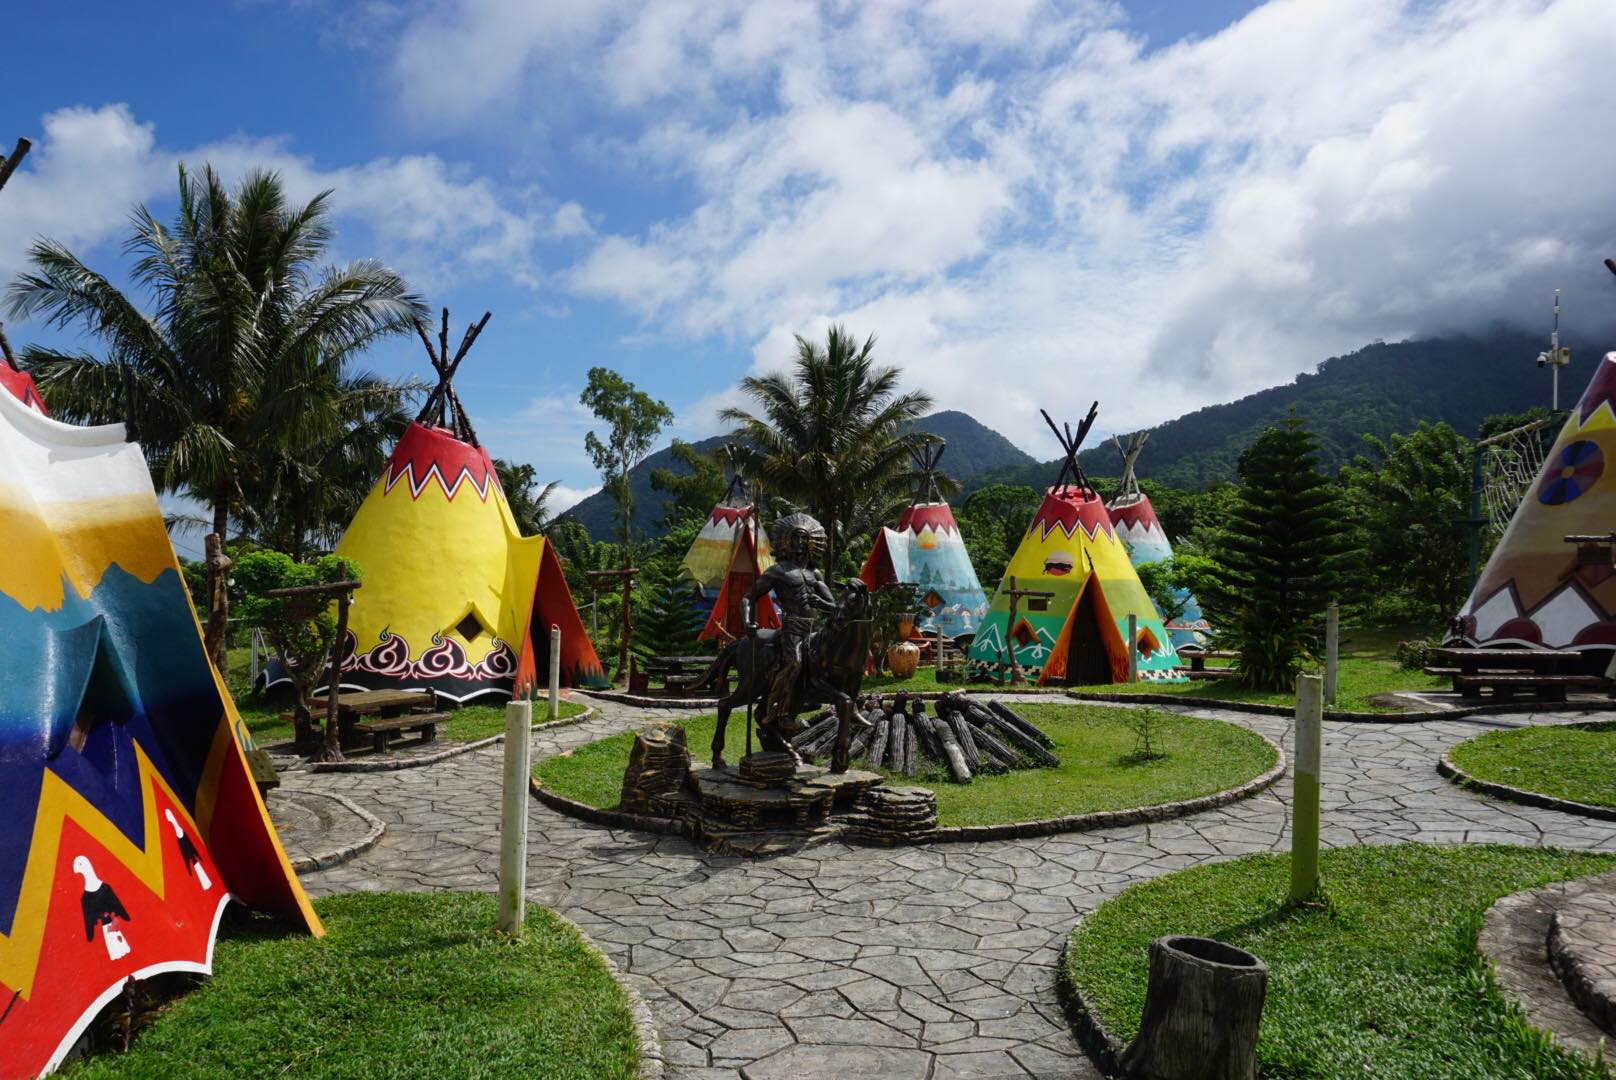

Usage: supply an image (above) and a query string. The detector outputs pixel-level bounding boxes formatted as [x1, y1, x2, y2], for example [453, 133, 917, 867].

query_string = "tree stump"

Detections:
[1118, 936, 1268, 1080]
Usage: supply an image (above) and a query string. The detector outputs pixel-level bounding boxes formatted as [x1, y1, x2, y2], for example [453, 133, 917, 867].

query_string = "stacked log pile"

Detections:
[790, 692, 1059, 785]
[619, 726, 693, 812]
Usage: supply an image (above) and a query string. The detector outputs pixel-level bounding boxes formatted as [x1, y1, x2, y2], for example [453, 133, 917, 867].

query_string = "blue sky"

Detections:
[6, 0, 1616, 528]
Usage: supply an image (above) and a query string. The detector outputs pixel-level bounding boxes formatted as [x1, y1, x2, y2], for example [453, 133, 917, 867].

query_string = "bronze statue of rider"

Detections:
[742, 513, 837, 733]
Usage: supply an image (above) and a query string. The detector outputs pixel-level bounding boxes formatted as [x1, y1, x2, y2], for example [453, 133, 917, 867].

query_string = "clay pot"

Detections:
[887, 641, 921, 679]
[897, 612, 917, 638]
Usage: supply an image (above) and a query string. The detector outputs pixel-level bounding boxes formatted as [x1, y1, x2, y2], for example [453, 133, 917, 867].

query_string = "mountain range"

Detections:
[561, 329, 1582, 538]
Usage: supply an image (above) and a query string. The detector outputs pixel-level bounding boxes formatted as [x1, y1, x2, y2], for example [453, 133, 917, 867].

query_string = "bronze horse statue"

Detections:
[682, 578, 872, 773]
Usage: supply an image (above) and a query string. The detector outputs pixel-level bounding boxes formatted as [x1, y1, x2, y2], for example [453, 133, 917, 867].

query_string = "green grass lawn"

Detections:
[536, 703, 1276, 827]
[238, 699, 588, 748]
[65, 892, 639, 1080]
[1063, 844, 1615, 1080]
[1449, 723, 1616, 808]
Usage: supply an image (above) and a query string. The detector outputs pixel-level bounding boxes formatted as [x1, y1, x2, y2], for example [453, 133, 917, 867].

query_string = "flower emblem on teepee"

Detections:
[1538, 440, 1604, 506]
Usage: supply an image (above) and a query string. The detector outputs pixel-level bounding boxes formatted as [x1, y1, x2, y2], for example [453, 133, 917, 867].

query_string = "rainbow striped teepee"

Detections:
[0, 388, 317, 1078]
[1449, 350, 1616, 660]
[1106, 432, 1209, 648]
[859, 442, 989, 640]
[968, 407, 1181, 684]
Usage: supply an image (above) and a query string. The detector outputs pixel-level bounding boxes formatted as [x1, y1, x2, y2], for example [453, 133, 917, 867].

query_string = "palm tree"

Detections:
[6, 165, 425, 667]
[493, 458, 561, 536]
[722, 325, 935, 574]
[237, 370, 422, 560]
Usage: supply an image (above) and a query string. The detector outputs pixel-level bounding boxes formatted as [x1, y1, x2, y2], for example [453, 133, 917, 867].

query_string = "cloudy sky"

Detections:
[7, 0, 1616, 516]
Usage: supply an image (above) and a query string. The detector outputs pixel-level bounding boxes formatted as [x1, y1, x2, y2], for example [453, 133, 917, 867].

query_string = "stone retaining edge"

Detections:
[930, 735, 1285, 842]
[1547, 903, 1616, 1041]
[530, 777, 688, 836]
[1070, 690, 1616, 724]
[307, 706, 597, 773]
[528, 732, 1284, 846]
[1438, 749, 1616, 822]
[285, 791, 386, 874]
[549, 909, 665, 1080]
[1056, 937, 1125, 1076]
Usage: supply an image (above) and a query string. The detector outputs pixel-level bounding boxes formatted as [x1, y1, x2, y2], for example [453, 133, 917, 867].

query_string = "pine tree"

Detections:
[629, 558, 707, 667]
[1203, 417, 1352, 691]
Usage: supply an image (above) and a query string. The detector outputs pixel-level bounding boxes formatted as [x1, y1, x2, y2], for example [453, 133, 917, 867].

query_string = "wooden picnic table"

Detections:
[634, 655, 725, 697]
[332, 689, 444, 753]
[1177, 646, 1240, 679]
[1425, 647, 1598, 702]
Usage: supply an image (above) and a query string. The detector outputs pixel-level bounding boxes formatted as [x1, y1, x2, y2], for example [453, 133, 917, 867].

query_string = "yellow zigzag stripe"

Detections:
[1, 734, 214, 999]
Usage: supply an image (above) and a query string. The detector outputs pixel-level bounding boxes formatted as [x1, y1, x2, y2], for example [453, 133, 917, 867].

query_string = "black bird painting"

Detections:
[72, 856, 131, 961]
[165, 809, 213, 891]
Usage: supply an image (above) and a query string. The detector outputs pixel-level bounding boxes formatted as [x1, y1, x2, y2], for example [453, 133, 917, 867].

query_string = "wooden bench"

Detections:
[352, 712, 448, 754]
[245, 748, 280, 795]
[1186, 668, 1241, 681]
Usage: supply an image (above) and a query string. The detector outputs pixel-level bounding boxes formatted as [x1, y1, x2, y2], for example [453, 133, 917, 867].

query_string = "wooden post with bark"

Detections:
[265, 579, 361, 763]
[1117, 935, 1269, 1080]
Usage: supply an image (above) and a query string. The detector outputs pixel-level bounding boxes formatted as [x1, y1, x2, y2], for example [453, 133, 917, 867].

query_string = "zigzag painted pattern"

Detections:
[1, 738, 215, 997]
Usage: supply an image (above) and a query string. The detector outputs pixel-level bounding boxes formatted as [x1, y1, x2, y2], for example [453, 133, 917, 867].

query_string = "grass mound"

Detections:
[1449, 722, 1616, 809]
[536, 703, 1276, 828]
[1063, 844, 1615, 1080]
[66, 892, 638, 1080]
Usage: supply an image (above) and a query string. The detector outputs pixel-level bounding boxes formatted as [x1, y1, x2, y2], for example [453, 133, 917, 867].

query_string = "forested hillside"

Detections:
[561, 410, 1034, 539]
[966, 331, 1580, 493]
[563, 330, 1585, 537]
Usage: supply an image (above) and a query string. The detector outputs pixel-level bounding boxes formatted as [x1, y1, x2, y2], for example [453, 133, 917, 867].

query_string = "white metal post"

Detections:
[1323, 602, 1339, 706]
[1290, 673, 1323, 902]
[1127, 613, 1138, 683]
[497, 697, 533, 934]
[548, 624, 561, 722]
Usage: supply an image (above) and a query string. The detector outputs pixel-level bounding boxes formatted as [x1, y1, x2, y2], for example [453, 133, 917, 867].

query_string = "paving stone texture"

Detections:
[1478, 877, 1613, 1058]
[286, 696, 1616, 1079]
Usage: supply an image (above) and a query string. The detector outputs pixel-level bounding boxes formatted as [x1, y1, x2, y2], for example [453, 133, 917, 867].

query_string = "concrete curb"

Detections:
[283, 791, 386, 874]
[1070, 690, 1616, 724]
[1439, 742, 1616, 822]
[307, 706, 597, 773]
[1056, 937, 1126, 1077]
[529, 731, 1285, 847]
[582, 687, 1070, 710]
[549, 909, 665, 1080]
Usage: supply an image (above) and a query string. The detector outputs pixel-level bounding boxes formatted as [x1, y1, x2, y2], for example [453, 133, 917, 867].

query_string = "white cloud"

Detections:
[384, 0, 1616, 451]
[545, 483, 601, 515]
[0, 104, 547, 295]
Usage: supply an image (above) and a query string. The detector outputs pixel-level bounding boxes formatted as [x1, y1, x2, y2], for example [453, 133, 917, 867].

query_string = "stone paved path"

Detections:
[290, 696, 1616, 1079]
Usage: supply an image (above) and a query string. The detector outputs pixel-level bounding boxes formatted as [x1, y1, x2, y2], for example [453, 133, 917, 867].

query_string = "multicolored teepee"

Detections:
[1, 347, 45, 413]
[1449, 350, 1616, 661]
[0, 387, 318, 1078]
[332, 310, 607, 700]
[859, 442, 989, 640]
[678, 450, 778, 642]
[1106, 431, 1209, 648]
[968, 407, 1181, 684]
